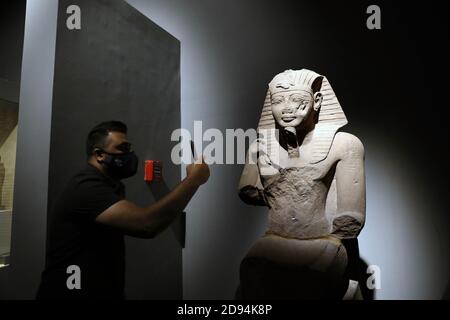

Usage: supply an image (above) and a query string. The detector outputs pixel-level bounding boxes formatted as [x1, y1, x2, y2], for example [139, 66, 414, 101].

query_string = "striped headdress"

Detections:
[257, 69, 348, 164]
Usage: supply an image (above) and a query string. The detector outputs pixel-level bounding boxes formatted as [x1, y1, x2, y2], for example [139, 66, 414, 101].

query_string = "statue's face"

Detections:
[271, 90, 314, 128]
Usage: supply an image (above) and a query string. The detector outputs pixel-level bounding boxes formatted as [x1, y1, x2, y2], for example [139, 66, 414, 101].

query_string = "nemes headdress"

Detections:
[257, 69, 347, 164]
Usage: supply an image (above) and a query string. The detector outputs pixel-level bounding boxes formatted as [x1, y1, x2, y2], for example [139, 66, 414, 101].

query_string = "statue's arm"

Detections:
[331, 133, 366, 239]
[238, 163, 266, 206]
[237, 140, 267, 206]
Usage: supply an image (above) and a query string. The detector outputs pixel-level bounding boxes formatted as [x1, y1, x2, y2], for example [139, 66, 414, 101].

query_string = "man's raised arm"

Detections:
[96, 160, 209, 238]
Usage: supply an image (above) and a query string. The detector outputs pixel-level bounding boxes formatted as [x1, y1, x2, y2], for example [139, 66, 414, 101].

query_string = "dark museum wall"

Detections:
[126, 0, 450, 299]
[0, 0, 449, 299]
[0, 1, 25, 104]
[0, 2, 25, 84]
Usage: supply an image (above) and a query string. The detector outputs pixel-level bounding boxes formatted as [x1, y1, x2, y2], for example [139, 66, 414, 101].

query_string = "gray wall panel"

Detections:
[48, 0, 181, 299]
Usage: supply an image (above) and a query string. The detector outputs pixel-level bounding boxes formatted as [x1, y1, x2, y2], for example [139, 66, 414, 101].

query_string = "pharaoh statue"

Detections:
[238, 69, 366, 299]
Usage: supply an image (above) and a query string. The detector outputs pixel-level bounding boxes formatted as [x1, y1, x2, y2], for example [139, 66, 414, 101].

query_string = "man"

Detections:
[36, 121, 209, 299]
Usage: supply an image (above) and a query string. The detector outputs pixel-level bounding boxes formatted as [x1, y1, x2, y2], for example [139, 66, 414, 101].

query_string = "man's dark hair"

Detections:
[86, 121, 127, 158]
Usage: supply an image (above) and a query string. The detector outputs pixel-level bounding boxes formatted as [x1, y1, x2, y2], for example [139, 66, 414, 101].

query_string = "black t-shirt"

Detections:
[36, 163, 126, 300]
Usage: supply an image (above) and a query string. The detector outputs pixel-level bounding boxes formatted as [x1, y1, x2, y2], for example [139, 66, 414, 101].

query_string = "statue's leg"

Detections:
[239, 235, 348, 299]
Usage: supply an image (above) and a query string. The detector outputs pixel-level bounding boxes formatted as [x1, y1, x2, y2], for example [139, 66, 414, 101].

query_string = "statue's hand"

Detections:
[331, 212, 364, 239]
[248, 139, 279, 176]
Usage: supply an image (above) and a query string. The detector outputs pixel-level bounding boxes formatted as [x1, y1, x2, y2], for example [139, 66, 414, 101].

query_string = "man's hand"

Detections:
[186, 157, 210, 186]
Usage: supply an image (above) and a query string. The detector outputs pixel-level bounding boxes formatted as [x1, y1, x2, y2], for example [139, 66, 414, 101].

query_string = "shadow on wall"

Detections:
[443, 281, 450, 300]
[358, 258, 375, 300]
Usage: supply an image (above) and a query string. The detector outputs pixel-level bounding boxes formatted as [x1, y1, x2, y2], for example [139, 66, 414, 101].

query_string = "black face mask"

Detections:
[99, 150, 139, 180]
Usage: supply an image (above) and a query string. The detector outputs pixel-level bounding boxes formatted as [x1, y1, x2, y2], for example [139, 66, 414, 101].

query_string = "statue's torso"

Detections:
[259, 137, 339, 240]
[262, 166, 331, 239]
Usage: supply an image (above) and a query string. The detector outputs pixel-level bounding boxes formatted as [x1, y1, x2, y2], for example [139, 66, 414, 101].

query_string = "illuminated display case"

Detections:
[0, 89, 19, 268]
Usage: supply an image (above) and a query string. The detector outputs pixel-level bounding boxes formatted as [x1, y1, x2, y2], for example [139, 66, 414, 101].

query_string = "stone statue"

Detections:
[238, 69, 366, 299]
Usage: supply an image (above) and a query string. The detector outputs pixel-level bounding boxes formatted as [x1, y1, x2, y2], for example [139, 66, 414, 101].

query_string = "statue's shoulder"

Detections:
[333, 131, 365, 158]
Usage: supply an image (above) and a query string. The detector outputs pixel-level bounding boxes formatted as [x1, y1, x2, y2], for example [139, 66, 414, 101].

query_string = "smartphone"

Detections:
[190, 140, 197, 162]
